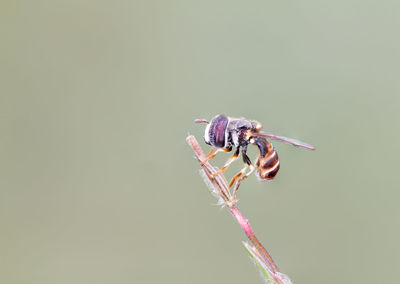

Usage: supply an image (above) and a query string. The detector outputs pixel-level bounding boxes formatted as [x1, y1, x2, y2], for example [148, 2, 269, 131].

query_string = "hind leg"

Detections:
[229, 145, 250, 187]
[236, 165, 255, 186]
[231, 164, 255, 200]
[228, 165, 246, 186]
[231, 145, 254, 197]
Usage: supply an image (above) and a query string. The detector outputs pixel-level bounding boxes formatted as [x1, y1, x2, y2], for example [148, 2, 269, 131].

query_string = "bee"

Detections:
[195, 114, 315, 191]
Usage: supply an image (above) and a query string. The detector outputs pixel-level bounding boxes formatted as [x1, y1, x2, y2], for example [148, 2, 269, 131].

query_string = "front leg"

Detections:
[200, 147, 230, 166]
[204, 147, 215, 157]
[212, 147, 240, 177]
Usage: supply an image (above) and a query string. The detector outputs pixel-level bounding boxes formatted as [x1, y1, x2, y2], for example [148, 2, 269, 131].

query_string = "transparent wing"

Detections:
[255, 131, 316, 150]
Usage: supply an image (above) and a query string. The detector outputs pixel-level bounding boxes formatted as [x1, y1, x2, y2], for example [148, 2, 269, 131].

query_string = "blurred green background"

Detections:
[1, 1, 400, 284]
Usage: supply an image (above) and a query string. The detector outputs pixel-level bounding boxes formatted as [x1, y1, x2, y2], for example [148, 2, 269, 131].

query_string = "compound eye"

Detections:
[208, 114, 228, 148]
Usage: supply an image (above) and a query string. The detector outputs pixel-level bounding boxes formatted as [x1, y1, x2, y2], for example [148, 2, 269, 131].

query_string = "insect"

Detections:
[195, 114, 315, 192]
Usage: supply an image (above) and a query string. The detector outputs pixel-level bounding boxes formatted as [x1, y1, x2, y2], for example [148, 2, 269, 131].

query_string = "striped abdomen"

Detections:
[254, 137, 280, 180]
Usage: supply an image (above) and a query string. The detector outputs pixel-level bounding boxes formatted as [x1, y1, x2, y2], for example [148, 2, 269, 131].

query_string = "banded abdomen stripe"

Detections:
[253, 137, 280, 180]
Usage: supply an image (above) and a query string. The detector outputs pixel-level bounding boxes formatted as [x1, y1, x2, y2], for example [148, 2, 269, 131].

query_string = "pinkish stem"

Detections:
[186, 135, 279, 275]
[229, 205, 279, 274]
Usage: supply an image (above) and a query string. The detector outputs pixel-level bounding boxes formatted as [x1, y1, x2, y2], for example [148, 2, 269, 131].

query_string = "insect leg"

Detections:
[212, 147, 240, 177]
[237, 165, 255, 184]
[232, 145, 254, 195]
[241, 144, 251, 166]
[227, 145, 248, 187]
[200, 148, 229, 166]
[228, 165, 247, 188]
[204, 147, 215, 157]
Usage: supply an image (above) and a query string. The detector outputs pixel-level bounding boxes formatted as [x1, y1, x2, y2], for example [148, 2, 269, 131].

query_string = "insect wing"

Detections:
[256, 131, 315, 150]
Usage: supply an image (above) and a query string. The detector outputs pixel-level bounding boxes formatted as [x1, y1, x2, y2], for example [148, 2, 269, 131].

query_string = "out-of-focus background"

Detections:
[1, 1, 399, 284]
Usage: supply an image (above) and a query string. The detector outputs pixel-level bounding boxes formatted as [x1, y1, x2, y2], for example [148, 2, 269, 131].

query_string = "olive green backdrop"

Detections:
[1, 1, 399, 284]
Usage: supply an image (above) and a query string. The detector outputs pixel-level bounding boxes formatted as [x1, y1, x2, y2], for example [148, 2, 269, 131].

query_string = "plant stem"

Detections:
[186, 135, 279, 275]
[229, 205, 279, 274]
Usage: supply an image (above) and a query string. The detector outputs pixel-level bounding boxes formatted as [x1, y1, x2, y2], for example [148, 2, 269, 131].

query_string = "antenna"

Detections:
[194, 119, 209, 124]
